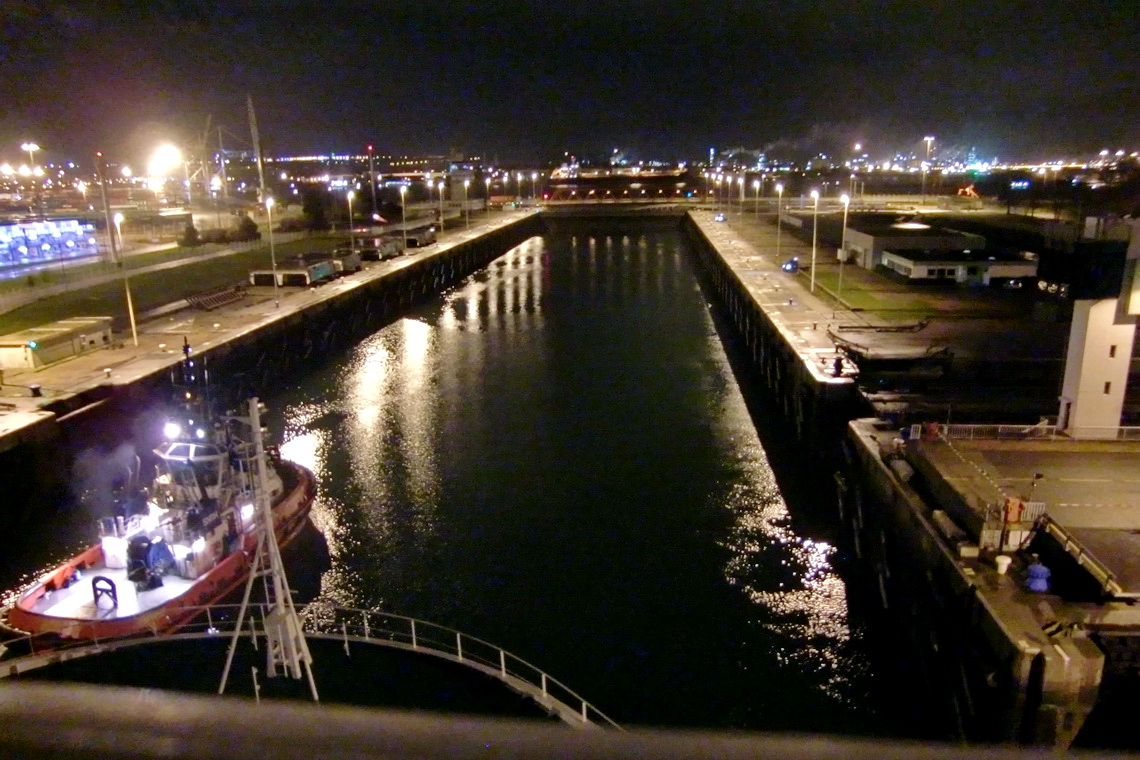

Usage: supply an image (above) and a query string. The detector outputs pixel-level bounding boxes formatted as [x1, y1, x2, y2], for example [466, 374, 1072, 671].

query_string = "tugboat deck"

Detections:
[28, 566, 197, 621]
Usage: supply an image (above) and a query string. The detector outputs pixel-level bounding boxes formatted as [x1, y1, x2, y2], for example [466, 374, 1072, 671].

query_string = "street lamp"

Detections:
[346, 190, 356, 250]
[516, 172, 523, 205]
[921, 135, 934, 206]
[437, 180, 445, 231]
[21, 142, 39, 169]
[531, 171, 538, 203]
[113, 212, 125, 253]
[485, 176, 492, 213]
[464, 179, 470, 228]
[21, 142, 41, 217]
[266, 197, 280, 308]
[738, 176, 745, 215]
[367, 144, 378, 221]
[775, 183, 784, 262]
[112, 212, 139, 346]
[752, 179, 760, 218]
[399, 185, 408, 251]
[835, 193, 851, 317]
[809, 189, 820, 293]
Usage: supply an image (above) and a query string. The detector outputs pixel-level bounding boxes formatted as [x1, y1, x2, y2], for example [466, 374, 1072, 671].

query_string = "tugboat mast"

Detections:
[219, 397, 318, 701]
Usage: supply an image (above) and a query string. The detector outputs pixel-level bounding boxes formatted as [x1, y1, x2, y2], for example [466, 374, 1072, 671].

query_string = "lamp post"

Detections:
[399, 185, 408, 251]
[485, 176, 492, 214]
[346, 190, 356, 250]
[464, 179, 470, 228]
[437, 180, 445, 231]
[367, 144, 378, 221]
[531, 171, 539, 203]
[516, 172, 523, 205]
[752, 179, 760, 219]
[22, 142, 41, 217]
[921, 135, 934, 206]
[810, 189, 820, 293]
[94, 152, 116, 263]
[775, 183, 784, 262]
[21, 142, 38, 170]
[112, 212, 139, 346]
[738, 176, 745, 215]
[835, 193, 851, 317]
[266, 197, 280, 308]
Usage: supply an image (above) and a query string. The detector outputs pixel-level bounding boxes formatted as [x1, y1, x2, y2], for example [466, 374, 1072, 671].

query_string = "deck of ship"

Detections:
[28, 565, 197, 621]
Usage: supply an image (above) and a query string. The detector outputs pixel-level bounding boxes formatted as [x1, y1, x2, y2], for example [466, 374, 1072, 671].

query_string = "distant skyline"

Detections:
[1, 0, 1137, 167]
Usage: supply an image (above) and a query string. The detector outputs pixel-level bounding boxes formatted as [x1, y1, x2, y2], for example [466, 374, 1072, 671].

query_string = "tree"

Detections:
[301, 187, 331, 231]
[178, 220, 203, 247]
[233, 213, 261, 241]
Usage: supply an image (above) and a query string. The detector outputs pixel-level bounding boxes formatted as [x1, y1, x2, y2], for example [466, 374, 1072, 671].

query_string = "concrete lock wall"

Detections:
[681, 213, 863, 449]
[840, 420, 1103, 747]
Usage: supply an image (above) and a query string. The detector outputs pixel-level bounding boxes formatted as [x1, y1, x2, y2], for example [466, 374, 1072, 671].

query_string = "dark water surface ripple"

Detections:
[267, 226, 880, 733]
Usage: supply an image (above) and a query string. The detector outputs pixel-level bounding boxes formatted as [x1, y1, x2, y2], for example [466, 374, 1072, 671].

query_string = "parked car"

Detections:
[406, 227, 437, 247]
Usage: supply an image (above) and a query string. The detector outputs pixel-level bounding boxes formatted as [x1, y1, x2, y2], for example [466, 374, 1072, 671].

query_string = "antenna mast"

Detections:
[219, 397, 318, 701]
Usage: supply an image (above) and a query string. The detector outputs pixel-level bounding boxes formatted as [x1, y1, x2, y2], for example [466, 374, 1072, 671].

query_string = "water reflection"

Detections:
[269, 227, 876, 732]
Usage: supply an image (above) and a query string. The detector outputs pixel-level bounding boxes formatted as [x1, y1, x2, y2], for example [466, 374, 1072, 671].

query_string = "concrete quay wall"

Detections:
[840, 419, 1103, 747]
[173, 215, 543, 394]
[681, 213, 865, 448]
[678, 211, 1105, 747]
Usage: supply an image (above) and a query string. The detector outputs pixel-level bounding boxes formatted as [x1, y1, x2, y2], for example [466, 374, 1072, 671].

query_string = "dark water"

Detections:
[261, 224, 884, 734]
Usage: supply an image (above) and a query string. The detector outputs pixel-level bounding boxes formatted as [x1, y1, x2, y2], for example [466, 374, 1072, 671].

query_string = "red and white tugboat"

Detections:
[3, 375, 316, 642]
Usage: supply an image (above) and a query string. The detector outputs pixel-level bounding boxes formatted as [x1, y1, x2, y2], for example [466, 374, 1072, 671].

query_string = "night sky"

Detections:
[1, 0, 1137, 165]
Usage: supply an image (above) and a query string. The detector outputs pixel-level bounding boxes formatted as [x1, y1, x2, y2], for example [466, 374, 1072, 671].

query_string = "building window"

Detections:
[1109, 345, 1116, 358]
[1104, 382, 1112, 394]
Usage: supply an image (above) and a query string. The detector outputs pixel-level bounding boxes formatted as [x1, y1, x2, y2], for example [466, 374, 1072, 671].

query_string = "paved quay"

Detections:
[688, 208, 859, 383]
[848, 420, 1140, 749]
[909, 433, 1140, 596]
[0, 210, 535, 429]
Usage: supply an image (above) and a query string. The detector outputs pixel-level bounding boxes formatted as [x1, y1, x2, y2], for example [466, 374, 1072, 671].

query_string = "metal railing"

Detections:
[1, 602, 620, 729]
[927, 423, 1140, 442]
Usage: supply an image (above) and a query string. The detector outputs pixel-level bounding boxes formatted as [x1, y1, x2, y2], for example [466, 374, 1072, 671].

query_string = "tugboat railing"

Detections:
[0, 602, 621, 730]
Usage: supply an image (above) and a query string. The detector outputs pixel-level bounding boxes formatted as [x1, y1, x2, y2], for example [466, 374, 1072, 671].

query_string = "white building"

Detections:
[880, 248, 1038, 285]
[843, 220, 985, 270]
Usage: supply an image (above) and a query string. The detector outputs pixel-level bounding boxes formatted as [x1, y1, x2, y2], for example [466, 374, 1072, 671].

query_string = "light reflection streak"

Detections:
[396, 318, 441, 519]
[701, 306, 865, 706]
[279, 426, 335, 541]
